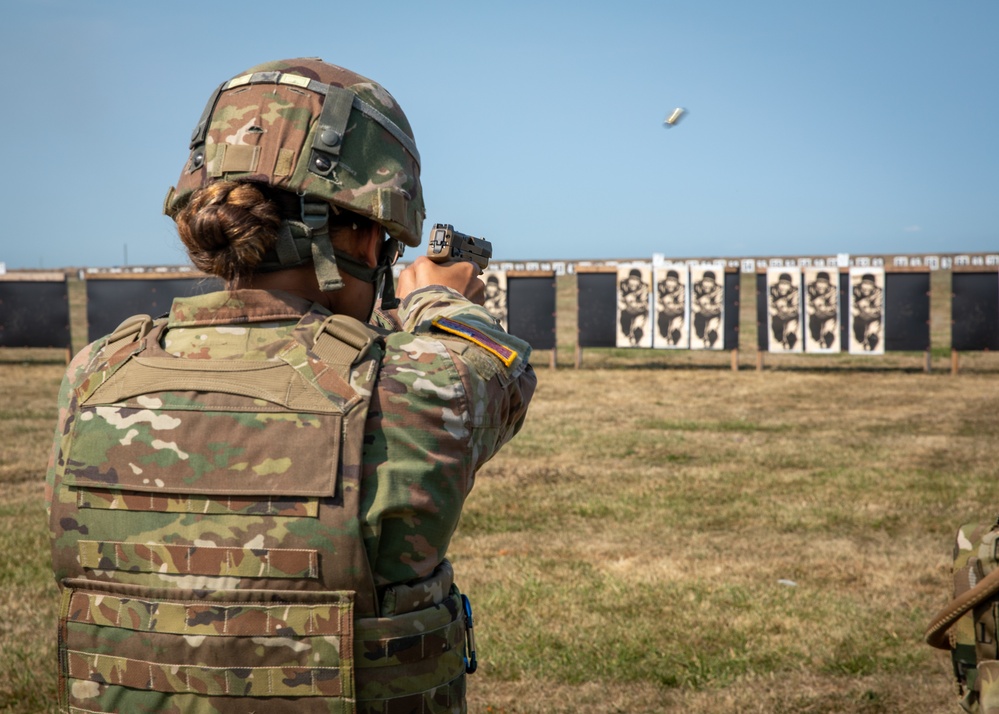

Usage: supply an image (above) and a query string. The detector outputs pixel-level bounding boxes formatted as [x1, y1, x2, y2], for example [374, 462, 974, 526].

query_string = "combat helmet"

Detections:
[164, 58, 424, 295]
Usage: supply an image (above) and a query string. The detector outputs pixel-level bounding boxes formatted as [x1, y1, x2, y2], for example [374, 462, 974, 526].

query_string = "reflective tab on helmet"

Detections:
[225, 73, 254, 89]
[278, 73, 313, 89]
[374, 188, 408, 228]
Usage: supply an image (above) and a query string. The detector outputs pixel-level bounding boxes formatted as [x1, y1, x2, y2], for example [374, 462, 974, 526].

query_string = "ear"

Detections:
[358, 222, 383, 269]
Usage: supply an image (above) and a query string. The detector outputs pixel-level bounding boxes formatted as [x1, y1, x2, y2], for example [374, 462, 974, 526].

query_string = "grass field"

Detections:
[1, 272, 997, 712]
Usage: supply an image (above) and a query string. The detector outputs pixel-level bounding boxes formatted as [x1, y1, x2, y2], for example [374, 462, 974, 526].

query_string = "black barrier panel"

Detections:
[0, 280, 71, 348]
[724, 272, 739, 350]
[884, 273, 930, 351]
[87, 277, 224, 342]
[577, 273, 617, 348]
[507, 276, 556, 351]
[953, 272, 999, 351]
[756, 274, 768, 351]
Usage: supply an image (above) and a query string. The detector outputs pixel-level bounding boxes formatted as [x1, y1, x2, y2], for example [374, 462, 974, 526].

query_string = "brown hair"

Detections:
[174, 181, 282, 280]
[174, 181, 378, 280]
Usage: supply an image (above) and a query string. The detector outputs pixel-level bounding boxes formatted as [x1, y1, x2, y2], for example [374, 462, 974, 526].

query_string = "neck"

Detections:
[230, 265, 375, 321]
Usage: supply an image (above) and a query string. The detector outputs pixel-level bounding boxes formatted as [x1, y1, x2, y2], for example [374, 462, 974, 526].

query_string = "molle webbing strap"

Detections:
[221, 71, 420, 168]
[75, 314, 155, 404]
[274, 222, 303, 267]
[312, 234, 344, 292]
[267, 218, 326, 271]
[104, 314, 154, 354]
[122, 316, 373, 408]
[309, 85, 355, 178]
[298, 199, 345, 292]
[189, 82, 225, 150]
[59, 580, 357, 706]
[310, 315, 379, 378]
[84, 325, 354, 415]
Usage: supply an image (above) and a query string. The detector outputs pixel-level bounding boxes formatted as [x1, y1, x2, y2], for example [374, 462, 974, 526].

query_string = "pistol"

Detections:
[427, 223, 492, 271]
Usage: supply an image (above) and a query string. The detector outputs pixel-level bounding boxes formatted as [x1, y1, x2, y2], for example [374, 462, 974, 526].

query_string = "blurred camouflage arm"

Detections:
[398, 285, 537, 473]
[44, 341, 105, 524]
[398, 287, 527, 361]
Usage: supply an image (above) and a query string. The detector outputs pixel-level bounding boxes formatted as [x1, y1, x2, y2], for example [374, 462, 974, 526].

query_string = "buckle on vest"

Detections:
[462, 593, 477, 674]
[319, 315, 379, 363]
[107, 314, 153, 344]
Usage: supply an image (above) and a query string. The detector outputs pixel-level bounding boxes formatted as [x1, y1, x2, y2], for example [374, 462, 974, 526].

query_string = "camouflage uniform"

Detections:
[928, 521, 999, 713]
[46, 285, 535, 713]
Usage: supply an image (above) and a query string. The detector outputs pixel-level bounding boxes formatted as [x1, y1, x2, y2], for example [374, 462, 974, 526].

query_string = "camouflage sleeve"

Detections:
[360, 286, 536, 587]
[370, 306, 403, 332]
[44, 340, 106, 524]
[397, 285, 536, 471]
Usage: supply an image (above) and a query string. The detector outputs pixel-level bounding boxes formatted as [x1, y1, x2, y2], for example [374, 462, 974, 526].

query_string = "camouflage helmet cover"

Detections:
[165, 58, 425, 247]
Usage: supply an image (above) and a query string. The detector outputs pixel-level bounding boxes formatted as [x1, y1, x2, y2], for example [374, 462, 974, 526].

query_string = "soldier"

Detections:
[806, 270, 838, 349]
[852, 272, 883, 351]
[45, 58, 536, 713]
[656, 269, 686, 346]
[691, 270, 723, 348]
[768, 272, 800, 350]
[618, 268, 650, 346]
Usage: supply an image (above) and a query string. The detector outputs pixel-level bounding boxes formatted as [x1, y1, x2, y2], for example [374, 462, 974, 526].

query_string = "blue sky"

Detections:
[1, 1, 995, 268]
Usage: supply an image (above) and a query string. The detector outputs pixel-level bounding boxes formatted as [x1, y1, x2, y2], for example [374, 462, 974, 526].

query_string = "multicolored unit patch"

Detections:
[432, 317, 519, 367]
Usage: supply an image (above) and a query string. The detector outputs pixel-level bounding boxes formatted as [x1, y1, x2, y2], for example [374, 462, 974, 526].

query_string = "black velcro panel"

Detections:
[0, 279, 71, 348]
[86, 277, 223, 343]
[507, 276, 556, 351]
[952, 272, 999, 351]
[884, 273, 931, 351]
[576, 273, 617, 348]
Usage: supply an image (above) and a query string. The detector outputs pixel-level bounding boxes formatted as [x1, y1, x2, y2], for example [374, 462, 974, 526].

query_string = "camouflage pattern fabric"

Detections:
[980, 661, 999, 714]
[47, 286, 536, 713]
[936, 521, 999, 713]
[165, 58, 425, 248]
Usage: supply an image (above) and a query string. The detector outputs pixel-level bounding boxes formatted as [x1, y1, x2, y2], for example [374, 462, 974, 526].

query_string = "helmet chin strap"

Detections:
[331, 240, 402, 311]
[257, 197, 402, 312]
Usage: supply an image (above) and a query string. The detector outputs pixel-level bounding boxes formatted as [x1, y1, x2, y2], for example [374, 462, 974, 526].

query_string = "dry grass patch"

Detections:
[0, 362, 63, 713]
[0, 341, 994, 712]
[451, 366, 993, 710]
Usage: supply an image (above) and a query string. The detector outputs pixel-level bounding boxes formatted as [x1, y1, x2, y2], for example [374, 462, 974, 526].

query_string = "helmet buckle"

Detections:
[300, 196, 329, 234]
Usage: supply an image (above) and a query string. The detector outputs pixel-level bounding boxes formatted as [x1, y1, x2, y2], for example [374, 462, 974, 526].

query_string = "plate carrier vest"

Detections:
[50, 310, 470, 713]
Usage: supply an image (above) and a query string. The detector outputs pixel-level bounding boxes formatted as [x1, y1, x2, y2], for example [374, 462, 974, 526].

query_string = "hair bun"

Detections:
[174, 181, 282, 279]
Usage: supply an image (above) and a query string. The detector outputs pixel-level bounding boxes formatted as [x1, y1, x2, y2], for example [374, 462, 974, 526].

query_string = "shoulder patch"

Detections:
[432, 317, 518, 367]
